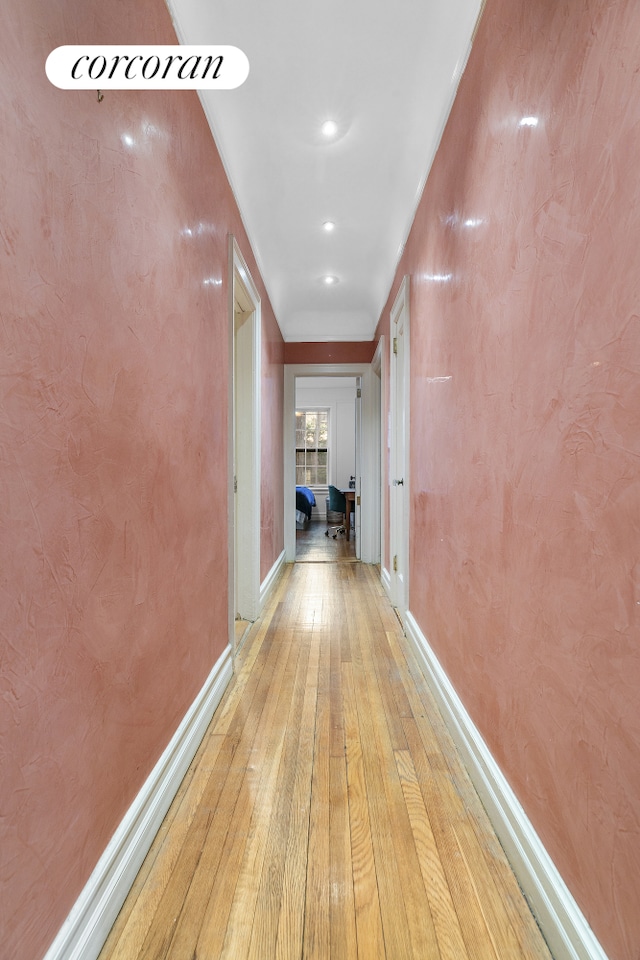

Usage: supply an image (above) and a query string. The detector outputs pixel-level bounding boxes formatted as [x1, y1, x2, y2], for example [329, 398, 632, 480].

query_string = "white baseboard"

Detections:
[43, 645, 233, 960]
[260, 548, 286, 611]
[404, 611, 608, 960]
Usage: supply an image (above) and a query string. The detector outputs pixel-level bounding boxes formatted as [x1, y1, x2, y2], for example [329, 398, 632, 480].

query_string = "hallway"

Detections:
[98, 561, 552, 960]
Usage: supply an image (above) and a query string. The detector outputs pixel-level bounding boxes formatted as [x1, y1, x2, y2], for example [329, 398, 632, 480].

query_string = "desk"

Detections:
[343, 489, 355, 541]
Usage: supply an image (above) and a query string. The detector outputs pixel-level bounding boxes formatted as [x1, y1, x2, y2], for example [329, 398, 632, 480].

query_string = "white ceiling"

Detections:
[166, 0, 483, 342]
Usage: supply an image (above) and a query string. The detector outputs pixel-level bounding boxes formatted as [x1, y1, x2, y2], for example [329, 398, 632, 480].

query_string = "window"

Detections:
[296, 409, 329, 486]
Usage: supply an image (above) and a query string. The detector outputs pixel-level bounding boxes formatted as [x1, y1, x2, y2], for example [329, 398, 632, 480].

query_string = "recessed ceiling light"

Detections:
[519, 116, 539, 127]
[323, 221, 335, 232]
[323, 275, 338, 285]
[321, 119, 338, 138]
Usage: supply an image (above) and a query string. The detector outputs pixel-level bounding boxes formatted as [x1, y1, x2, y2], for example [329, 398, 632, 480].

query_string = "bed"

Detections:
[295, 485, 316, 529]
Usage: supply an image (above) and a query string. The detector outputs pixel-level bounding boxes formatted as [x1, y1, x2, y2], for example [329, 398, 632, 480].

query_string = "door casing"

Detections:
[389, 276, 410, 618]
[284, 363, 381, 564]
[228, 237, 261, 656]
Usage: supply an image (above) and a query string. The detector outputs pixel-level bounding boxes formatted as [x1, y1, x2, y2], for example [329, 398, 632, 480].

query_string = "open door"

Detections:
[371, 339, 384, 567]
[284, 363, 381, 565]
[354, 376, 362, 558]
[229, 238, 261, 656]
[389, 277, 410, 621]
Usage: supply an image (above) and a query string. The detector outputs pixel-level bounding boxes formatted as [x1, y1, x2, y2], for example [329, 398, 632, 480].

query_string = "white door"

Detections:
[230, 239, 261, 654]
[354, 376, 362, 558]
[234, 301, 251, 621]
[371, 343, 384, 567]
[389, 277, 410, 619]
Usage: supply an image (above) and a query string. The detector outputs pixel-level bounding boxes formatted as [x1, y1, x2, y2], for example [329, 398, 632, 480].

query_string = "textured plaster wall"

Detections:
[377, 1, 640, 957]
[0, 1, 283, 958]
[283, 341, 375, 365]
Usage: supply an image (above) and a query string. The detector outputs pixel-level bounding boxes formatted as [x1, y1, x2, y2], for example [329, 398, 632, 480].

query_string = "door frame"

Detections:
[389, 276, 410, 617]
[371, 337, 385, 568]
[284, 363, 380, 564]
[354, 375, 362, 556]
[228, 236, 261, 656]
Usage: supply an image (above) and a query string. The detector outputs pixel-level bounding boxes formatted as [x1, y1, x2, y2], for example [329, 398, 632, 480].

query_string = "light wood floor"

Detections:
[99, 560, 553, 960]
[296, 519, 356, 563]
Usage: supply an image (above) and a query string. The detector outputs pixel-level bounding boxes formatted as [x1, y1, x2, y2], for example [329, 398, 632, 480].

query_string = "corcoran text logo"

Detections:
[46, 45, 249, 90]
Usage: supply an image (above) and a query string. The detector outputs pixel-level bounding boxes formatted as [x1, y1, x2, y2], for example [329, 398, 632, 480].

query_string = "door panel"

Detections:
[389, 278, 410, 618]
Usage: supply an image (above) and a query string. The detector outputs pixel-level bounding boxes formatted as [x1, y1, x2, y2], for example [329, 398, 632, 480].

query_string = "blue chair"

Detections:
[325, 485, 346, 538]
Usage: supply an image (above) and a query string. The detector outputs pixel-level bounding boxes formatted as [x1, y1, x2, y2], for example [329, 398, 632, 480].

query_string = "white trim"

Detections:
[381, 565, 392, 598]
[389, 277, 410, 616]
[403, 611, 609, 960]
[43, 646, 233, 960]
[229, 236, 262, 639]
[285, 363, 379, 564]
[370, 338, 384, 568]
[260, 548, 286, 611]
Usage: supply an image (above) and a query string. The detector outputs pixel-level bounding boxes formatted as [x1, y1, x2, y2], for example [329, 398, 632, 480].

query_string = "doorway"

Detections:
[229, 238, 261, 656]
[294, 375, 357, 561]
[284, 364, 381, 566]
[389, 277, 410, 620]
[371, 338, 384, 568]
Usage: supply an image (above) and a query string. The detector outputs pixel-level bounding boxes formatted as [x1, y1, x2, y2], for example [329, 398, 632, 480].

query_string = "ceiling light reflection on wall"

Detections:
[323, 221, 335, 232]
[322, 275, 339, 285]
[423, 272, 453, 283]
[181, 222, 217, 240]
[519, 116, 539, 127]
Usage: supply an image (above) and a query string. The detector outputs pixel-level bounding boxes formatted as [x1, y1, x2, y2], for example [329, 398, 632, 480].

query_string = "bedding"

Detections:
[295, 485, 316, 526]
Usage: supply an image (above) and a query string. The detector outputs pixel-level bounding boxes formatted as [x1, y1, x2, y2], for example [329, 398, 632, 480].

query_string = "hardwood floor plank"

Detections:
[303, 617, 331, 960]
[329, 753, 358, 960]
[136, 601, 298, 960]
[394, 747, 469, 960]
[189, 777, 261, 959]
[98, 730, 226, 960]
[402, 716, 500, 960]
[219, 582, 310, 960]
[164, 742, 264, 957]
[218, 725, 287, 959]
[385, 627, 552, 960]
[345, 602, 416, 958]
[296, 521, 356, 563]
[246, 613, 312, 959]
[475, 834, 554, 960]
[275, 638, 320, 960]
[342, 662, 386, 960]
[99, 557, 553, 960]
[100, 602, 289, 960]
[350, 591, 441, 960]
[330, 616, 346, 759]
[188, 608, 306, 957]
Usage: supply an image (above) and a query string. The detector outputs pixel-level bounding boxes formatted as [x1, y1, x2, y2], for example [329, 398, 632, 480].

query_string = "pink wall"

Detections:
[284, 340, 375, 365]
[377, 1, 640, 957]
[0, 2, 283, 958]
